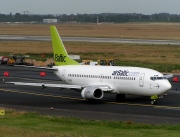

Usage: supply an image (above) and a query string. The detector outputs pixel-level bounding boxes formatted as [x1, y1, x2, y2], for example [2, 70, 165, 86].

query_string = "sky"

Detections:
[0, 0, 180, 15]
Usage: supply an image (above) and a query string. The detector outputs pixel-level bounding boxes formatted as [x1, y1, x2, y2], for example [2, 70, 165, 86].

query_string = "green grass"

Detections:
[1, 41, 180, 72]
[0, 109, 180, 137]
[2, 51, 180, 72]
[19, 52, 180, 72]
[25, 53, 54, 62]
[115, 61, 180, 72]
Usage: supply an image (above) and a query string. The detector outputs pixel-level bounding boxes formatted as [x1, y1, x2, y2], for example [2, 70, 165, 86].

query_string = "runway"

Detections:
[1, 35, 180, 45]
[0, 66, 180, 124]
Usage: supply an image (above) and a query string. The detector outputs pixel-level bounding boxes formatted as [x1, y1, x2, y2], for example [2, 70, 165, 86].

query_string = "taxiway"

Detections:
[1, 35, 180, 45]
[0, 66, 180, 125]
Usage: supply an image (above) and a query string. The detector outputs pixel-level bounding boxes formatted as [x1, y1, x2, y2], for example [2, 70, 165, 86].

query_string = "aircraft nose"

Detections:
[163, 81, 172, 92]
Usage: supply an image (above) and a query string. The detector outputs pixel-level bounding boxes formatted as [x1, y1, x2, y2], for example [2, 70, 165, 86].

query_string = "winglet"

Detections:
[50, 26, 79, 66]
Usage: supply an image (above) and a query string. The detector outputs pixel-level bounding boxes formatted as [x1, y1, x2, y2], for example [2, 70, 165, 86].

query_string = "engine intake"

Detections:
[81, 87, 103, 100]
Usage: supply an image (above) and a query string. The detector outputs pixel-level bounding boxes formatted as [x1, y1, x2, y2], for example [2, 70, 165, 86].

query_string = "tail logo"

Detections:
[55, 54, 66, 62]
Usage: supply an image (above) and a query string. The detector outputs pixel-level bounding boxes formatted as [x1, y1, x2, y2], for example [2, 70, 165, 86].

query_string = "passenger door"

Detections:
[61, 70, 66, 81]
[139, 73, 145, 87]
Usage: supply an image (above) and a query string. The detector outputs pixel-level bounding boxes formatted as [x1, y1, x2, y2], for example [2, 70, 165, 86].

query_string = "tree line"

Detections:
[0, 13, 180, 23]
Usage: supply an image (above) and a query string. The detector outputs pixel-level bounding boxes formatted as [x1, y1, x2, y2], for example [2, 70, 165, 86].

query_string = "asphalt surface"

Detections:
[0, 66, 180, 125]
[1, 35, 180, 45]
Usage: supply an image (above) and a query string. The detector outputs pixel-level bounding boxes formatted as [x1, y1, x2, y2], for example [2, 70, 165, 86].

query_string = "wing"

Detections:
[85, 85, 114, 92]
[6, 82, 81, 89]
[6, 82, 114, 92]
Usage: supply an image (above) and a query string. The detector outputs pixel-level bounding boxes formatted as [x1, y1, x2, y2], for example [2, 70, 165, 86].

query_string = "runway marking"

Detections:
[106, 101, 153, 107]
[0, 88, 84, 101]
[153, 105, 180, 111]
[0, 88, 180, 110]
[106, 101, 180, 110]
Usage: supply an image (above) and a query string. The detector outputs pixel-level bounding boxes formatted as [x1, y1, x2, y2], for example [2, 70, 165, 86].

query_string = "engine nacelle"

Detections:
[81, 87, 103, 100]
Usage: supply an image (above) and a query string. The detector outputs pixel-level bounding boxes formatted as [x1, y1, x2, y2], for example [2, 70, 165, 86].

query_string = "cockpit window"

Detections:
[150, 77, 166, 81]
[150, 77, 155, 80]
[157, 77, 163, 80]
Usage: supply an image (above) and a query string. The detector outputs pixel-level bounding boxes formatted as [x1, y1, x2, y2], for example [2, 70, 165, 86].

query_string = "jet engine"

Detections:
[81, 87, 103, 100]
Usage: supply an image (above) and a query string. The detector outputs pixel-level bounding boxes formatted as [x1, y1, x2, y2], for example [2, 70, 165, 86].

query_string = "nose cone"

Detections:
[162, 81, 172, 93]
[167, 82, 172, 90]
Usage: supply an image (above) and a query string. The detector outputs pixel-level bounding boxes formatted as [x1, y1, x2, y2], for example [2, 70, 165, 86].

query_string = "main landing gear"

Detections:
[150, 95, 158, 105]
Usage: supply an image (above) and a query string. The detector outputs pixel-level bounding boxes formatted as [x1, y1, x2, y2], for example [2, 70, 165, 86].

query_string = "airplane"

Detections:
[7, 26, 172, 105]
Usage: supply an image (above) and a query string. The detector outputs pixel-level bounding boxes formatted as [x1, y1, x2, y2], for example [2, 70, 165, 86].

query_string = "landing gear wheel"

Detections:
[151, 100, 157, 105]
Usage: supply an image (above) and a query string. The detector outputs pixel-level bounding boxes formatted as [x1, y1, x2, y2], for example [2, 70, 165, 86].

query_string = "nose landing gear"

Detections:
[151, 99, 157, 105]
[150, 95, 158, 105]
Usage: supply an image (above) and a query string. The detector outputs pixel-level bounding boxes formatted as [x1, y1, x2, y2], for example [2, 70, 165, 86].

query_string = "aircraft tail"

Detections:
[50, 26, 79, 66]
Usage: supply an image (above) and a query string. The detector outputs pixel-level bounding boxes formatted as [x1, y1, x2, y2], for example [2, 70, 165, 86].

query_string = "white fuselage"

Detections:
[53, 65, 171, 96]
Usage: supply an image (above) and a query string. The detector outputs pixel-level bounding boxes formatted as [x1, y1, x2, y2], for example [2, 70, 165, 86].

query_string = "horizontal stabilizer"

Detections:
[14, 65, 58, 71]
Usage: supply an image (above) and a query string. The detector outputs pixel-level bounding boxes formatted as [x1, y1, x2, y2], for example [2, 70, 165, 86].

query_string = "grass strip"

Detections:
[0, 109, 180, 137]
[1, 41, 180, 72]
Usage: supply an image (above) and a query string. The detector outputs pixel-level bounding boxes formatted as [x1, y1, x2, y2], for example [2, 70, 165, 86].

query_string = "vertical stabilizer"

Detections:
[50, 26, 79, 66]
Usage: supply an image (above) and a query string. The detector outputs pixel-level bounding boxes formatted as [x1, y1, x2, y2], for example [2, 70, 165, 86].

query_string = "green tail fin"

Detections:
[50, 26, 79, 66]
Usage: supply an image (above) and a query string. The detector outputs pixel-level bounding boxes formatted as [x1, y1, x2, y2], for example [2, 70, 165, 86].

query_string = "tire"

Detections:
[151, 100, 157, 105]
